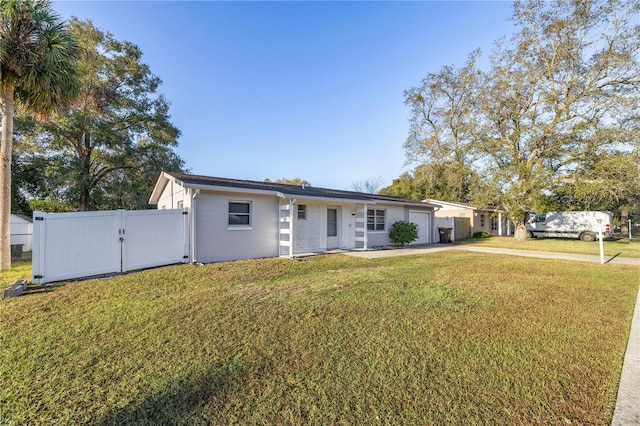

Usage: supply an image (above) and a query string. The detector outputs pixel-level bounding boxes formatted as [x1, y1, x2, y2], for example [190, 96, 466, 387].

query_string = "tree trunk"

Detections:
[78, 132, 92, 211]
[621, 207, 629, 237]
[0, 83, 15, 270]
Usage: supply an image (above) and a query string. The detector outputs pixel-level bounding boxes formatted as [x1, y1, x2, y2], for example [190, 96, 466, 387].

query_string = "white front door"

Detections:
[327, 207, 339, 249]
[409, 210, 431, 244]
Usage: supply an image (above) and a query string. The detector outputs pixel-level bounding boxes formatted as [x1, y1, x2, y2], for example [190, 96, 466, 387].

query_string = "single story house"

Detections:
[150, 172, 440, 263]
[429, 199, 512, 238]
[10, 214, 33, 252]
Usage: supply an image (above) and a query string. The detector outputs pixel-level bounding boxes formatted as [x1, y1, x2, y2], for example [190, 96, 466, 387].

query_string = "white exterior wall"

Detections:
[292, 201, 358, 254]
[10, 215, 33, 251]
[156, 180, 189, 210]
[195, 191, 279, 263]
[366, 204, 406, 247]
[293, 200, 324, 254]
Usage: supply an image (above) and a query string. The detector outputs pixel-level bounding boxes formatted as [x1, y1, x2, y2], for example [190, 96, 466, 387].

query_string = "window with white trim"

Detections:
[297, 204, 307, 220]
[228, 201, 251, 226]
[491, 216, 498, 231]
[367, 209, 386, 231]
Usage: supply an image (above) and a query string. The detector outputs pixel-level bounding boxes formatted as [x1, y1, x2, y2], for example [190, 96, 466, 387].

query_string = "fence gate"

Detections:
[32, 209, 189, 284]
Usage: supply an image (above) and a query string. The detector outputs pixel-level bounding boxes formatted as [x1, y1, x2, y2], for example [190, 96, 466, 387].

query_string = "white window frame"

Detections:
[297, 204, 307, 220]
[228, 200, 252, 230]
[367, 209, 386, 232]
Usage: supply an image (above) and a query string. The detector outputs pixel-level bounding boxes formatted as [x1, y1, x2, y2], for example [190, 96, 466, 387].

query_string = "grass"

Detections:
[455, 235, 640, 258]
[0, 252, 32, 288]
[1, 252, 638, 425]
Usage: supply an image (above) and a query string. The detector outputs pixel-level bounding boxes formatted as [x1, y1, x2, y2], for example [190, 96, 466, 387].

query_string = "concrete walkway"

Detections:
[345, 244, 640, 424]
[346, 243, 640, 266]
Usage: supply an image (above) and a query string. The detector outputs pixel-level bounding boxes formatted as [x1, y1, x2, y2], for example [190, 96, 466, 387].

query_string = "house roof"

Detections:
[10, 214, 32, 223]
[150, 171, 440, 208]
[426, 199, 499, 212]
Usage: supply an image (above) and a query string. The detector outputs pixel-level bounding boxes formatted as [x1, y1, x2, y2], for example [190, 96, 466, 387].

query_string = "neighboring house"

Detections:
[150, 172, 440, 263]
[429, 199, 512, 238]
[10, 214, 33, 252]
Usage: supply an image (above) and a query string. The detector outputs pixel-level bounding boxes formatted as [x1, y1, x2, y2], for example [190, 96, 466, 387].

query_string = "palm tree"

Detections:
[0, 0, 78, 270]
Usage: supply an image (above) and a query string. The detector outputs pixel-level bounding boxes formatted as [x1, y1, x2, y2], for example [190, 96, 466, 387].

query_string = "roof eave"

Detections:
[149, 171, 175, 205]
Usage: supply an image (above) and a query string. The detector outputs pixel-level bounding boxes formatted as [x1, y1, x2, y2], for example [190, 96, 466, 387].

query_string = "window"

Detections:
[534, 214, 546, 223]
[297, 204, 307, 220]
[491, 216, 498, 231]
[480, 213, 485, 228]
[367, 209, 386, 231]
[228, 201, 251, 226]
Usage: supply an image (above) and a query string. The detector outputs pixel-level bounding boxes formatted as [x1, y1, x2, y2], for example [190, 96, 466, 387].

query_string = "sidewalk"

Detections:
[346, 243, 640, 266]
[345, 244, 640, 424]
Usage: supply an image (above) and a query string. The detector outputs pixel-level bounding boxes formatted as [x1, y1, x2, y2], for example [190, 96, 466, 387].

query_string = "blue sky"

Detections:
[53, 1, 516, 191]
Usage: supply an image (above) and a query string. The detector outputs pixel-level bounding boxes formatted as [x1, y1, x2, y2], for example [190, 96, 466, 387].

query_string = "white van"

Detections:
[527, 211, 614, 241]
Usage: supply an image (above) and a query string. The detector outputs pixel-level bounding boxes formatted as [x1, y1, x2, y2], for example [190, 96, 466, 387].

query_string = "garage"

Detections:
[409, 210, 432, 244]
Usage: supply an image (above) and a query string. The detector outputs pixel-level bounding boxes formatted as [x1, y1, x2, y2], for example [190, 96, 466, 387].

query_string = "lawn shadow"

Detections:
[97, 356, 248, 425]
[20, 283, 65, 298]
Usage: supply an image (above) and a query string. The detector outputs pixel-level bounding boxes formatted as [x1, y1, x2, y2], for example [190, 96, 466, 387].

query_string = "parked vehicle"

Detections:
[527, 211, 614, 242]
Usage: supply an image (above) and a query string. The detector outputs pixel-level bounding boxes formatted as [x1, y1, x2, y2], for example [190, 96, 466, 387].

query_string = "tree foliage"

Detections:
[380, 162, 480, 202]
[351, 176, 384, 194]
[403, 0, 640, 240]
[379, 171, 425, 200]
[0, 0, 78, 269]
[23, 18, 183, 211]
[264, 177, 311, 186]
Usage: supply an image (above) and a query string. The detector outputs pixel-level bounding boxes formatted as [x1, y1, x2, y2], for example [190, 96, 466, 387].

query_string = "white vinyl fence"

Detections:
[434, 217, 456, 242]
[32, 209, 189, 284]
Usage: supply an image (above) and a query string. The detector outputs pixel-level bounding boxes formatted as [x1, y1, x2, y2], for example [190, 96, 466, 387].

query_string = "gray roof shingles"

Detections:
[167, 172, 432, 206]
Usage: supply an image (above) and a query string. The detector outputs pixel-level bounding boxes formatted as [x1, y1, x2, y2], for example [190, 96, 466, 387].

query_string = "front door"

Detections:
[327, 207, 339, 249]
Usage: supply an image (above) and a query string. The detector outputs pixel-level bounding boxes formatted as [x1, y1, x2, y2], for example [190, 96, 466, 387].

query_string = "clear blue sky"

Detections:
[53, 1, 516, 191]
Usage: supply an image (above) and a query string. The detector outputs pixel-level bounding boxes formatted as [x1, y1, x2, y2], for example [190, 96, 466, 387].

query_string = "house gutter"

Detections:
[190, 188, 200, 263]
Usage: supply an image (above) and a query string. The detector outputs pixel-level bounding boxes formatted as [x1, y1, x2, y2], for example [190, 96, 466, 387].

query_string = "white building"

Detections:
[150, 172, 440, 263]
[10, 214, 33, 252]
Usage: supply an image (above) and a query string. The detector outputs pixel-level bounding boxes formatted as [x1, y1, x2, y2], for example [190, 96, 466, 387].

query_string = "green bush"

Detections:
[473, 231, 490, 238]
[389, 221, 419, 246]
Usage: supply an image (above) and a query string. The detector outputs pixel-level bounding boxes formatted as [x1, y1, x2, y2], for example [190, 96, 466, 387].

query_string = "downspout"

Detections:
[190, 188, 200, 263]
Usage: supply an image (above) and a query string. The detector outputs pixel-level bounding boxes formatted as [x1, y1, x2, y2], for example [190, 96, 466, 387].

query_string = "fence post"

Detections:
[32, 211, 46, 284]
[183, 207, 190, 263]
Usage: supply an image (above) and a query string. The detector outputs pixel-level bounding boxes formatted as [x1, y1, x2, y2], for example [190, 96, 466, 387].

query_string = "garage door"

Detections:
[409, 210, 431, 244]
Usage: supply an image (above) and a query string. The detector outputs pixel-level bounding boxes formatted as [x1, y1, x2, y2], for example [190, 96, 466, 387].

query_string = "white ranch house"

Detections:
[150, 172, 440, 263]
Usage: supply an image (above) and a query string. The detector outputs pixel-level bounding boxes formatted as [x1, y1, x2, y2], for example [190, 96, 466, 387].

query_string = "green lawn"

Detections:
[455, 235, 640, 258]
[0, 252, 32, 287]
[1, 252, 637, 425]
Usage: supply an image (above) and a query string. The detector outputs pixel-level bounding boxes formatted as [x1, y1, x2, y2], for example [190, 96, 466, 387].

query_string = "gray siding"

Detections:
[195, 191, 279, 262]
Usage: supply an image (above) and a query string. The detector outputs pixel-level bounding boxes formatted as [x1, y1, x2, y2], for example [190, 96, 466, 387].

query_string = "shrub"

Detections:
[473, 231, 490, 238]
[389, 221, 419, 246]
